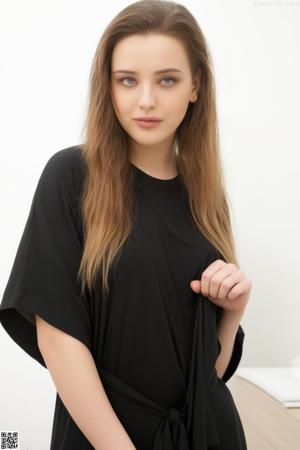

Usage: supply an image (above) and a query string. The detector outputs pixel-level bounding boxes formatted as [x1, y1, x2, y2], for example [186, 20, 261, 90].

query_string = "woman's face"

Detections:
[110, 33, 199, 152]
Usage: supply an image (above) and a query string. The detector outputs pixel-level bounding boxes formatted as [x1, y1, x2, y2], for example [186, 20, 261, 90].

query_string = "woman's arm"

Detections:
[215, 308, 246, 379]
[36, 315, 136, 450]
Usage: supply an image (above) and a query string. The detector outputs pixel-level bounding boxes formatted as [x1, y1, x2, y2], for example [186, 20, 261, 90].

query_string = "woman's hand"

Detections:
[190, 259, 251, 313]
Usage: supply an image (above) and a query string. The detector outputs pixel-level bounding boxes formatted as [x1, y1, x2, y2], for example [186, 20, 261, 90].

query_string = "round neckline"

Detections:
[131, 163, 179, 183]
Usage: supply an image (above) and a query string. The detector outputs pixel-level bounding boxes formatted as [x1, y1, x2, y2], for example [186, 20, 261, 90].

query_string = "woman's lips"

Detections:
[134, 119, 162, 128]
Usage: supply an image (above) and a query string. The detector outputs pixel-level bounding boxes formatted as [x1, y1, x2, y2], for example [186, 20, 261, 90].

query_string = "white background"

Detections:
[0, 1, 299, 449]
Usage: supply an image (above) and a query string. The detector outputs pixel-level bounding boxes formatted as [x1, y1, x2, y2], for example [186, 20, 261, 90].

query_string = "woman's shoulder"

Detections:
[33, 145, 86, 229]
[36, 145, 85, 204]
[42, 145, 85, 184]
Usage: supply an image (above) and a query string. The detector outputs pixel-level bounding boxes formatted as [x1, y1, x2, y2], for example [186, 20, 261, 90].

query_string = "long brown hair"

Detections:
[78, 0, 239, 298]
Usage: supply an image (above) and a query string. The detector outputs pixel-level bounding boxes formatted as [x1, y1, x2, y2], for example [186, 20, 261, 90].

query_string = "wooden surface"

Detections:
[227, 374, 300, 450]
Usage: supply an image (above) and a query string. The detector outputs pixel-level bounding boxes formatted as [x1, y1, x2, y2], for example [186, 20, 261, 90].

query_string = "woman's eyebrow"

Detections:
[112, 68, 183, 74]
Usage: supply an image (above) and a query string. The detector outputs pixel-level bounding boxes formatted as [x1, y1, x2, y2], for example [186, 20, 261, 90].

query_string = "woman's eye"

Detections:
[121, 77, 135, 86]
[119, 77, 177, 87]
[160, 77, 176, 86]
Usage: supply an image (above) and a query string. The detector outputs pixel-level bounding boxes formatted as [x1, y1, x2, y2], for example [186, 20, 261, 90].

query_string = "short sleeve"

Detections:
[0, 148, 92, 368]
[216, 306, 245, 383]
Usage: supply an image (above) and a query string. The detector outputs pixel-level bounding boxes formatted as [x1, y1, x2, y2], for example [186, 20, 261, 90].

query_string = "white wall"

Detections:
[1, 1, 299, 449]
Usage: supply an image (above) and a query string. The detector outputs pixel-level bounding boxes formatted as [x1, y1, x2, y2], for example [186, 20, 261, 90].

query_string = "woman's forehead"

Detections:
[111, 34, 189, 70]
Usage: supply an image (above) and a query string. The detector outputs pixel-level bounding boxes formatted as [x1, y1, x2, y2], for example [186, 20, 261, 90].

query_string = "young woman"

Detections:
[0, 1, 251, 449]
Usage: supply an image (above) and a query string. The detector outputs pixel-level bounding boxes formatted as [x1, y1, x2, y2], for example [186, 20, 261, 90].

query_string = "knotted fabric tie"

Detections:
[152, 403, 190, 449]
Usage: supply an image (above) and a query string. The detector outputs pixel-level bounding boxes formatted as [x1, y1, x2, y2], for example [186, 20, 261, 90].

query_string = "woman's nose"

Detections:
[137, 87, 156, 108]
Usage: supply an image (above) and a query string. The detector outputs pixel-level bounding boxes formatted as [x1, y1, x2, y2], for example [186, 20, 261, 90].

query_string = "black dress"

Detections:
[0, 145, 247, 450]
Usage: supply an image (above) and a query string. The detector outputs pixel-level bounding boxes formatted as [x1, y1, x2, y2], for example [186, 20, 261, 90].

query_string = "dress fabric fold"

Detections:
[97, 284, 223, 450]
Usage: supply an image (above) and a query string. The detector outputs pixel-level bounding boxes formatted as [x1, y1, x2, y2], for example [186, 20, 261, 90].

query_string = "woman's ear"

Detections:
[191, 69, 201, 102]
